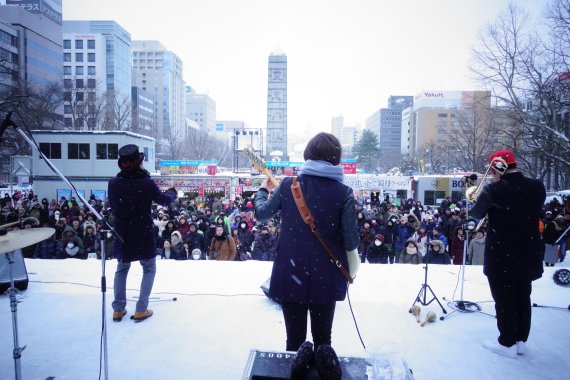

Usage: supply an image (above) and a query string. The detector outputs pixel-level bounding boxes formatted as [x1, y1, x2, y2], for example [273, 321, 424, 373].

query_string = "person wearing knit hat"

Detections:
[367, 234, 389, 264]
[471, 148, 546, 359]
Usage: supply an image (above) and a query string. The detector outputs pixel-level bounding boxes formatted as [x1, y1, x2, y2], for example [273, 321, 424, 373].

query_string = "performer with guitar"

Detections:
[253, 132, 359, 380]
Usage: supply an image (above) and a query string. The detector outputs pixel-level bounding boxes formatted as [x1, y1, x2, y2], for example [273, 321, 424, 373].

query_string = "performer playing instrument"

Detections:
[470, 150, 546, 358]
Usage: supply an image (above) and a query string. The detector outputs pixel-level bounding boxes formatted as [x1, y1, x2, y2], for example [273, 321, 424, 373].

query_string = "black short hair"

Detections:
[303, 132, 342, 166]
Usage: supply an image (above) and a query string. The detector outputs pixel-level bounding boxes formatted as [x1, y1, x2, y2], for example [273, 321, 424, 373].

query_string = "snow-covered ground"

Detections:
[1, 258, 569, 380]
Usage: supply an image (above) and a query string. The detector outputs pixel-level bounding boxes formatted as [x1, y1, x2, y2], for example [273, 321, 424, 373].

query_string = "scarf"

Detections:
[299, 160, 344, 183]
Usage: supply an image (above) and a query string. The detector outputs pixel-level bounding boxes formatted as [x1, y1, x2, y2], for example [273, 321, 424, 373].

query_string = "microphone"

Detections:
[464, 173, 478, 181]
[0, 111, 14, 143]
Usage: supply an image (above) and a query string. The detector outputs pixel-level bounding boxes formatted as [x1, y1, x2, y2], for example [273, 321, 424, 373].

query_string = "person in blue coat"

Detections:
[255, 133, 358, 380]
[108, 145, 176, 322]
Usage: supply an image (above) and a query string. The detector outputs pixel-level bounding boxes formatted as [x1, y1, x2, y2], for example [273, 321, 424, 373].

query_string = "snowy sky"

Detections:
[59, 0, 547, 137]
[1, 258, 569, 379]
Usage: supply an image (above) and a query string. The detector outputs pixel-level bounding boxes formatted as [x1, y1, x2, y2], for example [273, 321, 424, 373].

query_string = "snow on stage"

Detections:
[1, 259, 569, 380]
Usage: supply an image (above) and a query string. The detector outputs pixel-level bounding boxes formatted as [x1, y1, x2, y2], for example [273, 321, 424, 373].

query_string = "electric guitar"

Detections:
[241, 147, 280, 188]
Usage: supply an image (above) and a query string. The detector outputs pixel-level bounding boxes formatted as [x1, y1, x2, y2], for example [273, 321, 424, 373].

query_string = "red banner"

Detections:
[207, 165, 217, 175]
[198, 185, 204, 196]
[341, 162, 357, 174]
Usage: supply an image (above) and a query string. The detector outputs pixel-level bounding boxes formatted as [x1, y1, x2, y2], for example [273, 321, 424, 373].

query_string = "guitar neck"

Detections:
[261, 167, 280, 188]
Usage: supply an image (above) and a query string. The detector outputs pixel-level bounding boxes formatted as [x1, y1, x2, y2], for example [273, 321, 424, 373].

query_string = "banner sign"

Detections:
[343, 176, 412, 191]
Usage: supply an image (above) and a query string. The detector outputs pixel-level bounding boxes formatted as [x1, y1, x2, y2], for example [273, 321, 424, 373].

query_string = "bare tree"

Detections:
[165, 127, 185, 160]
[107, 93, 131, 131]
[471, 1, 570, 189]
[185, 128, 219, 161]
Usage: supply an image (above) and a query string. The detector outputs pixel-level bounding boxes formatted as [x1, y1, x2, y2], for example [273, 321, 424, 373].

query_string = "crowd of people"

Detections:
[1, 188, 569, 266]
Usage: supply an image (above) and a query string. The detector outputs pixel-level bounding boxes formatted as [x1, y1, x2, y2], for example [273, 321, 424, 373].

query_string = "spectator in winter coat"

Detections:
[429, 227, 448, 250]
[161, 220, 176, 242]
[237, 221, 254, 256]
[176, 215, 191, 240]
[58, 225, 85, 259]
[367, 234, 389, 264]
[159, 240, 172, 259]
[398, 239, 423, 264]
[212, 197, 224, 215]
[423, 240, 450, 265]
[450, 227, 466, 265]
[252, 225, 275, 261]
[443, 210, 462, 242]
[231, 215, 243, 231]
[358, 220, 375, 263]
[82, 224, 99, 258]
[394, 217, 415, 256]
[184, 222, 207, 255]
[170, 231, 186, 260]
[542, 211, 562, 266]
[208, 225, 237, 260]
[468, 230, 486, 265]
[411, 223, 429, 257]
[34, 233, 61, 259]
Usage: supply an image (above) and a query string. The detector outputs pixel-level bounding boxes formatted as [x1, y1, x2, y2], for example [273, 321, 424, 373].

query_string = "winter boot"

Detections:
[315, 344, 342, 380]
[112, 309, 127, 322]
[133, 309, 153, 322]
[290, 341, 314, 378]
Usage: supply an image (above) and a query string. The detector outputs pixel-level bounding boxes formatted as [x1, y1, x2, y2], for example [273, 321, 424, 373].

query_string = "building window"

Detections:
[87, 92, 96, 101]
[64, 92, 71, 101]
[438, 113, 448, 118]
[75, 39, 83, 49]
[87, 79, 96, 88]
[64, 53, 71, 62]
[63, 40, 71, 49]
[96, 143, 119, 159]
[68, 143, 90, 159]
[64, 105, 72, 114]
[88, 66, 96, 75]
[64, 118, 72, 127]
[76, 79, 84, 88]
[76, 92, 84, 101]
[88, 53, 95, 62]
[64, 66, 72, 75]
[76, 66, 84, 75]
[39, 143, 62, 159]
[64, 79, 72, 88]
[75, 53, 83, 62]
[87, 39, 95, 49]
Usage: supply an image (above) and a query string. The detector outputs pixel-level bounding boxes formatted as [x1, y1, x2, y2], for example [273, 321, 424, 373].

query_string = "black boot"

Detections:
[291, 341, 314, 378]
[315, 344, 342, 380]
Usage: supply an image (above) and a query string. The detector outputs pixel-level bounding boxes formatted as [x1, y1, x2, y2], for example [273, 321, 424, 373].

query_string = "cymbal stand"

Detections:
[5, 251, 25, 380]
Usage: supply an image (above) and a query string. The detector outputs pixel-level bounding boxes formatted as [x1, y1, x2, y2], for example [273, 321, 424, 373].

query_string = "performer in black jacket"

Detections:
[471, 150, 546, 358]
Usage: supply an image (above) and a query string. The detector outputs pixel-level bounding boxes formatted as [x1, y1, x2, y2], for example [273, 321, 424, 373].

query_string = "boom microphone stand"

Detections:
[3, 112, 123, 380]
[4, 251, 25, 380]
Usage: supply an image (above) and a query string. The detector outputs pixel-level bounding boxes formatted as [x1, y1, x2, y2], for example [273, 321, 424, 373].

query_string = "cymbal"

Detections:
[0, 228, 55, 254]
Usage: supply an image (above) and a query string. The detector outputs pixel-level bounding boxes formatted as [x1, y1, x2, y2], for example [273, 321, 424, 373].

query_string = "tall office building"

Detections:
[62, 21, 132, 104]
[266, 51, 287, 160]
[366, 95, 413, 164]
[331, 115, 343, 140]
[132, 40, 185, 152]
[185, 86, 216, 134]
[0, 3, 62, 88]
[131, 86, 155, 137]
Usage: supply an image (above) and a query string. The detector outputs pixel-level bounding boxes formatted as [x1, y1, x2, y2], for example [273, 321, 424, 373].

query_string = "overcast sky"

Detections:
[61, 0, 546, 138]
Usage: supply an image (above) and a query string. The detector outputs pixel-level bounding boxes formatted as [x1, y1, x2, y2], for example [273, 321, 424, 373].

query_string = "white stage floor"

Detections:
[1, 259, 569, 379]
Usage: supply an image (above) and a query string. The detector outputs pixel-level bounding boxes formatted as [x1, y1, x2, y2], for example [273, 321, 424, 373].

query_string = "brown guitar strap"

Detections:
[290, 177, 353, 284]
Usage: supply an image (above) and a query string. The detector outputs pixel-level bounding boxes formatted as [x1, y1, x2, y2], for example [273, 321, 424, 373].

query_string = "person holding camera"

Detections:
[108, 145, 177, 322]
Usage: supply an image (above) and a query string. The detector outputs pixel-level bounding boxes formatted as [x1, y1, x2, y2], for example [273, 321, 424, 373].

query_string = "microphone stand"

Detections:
[8, 119, 122, 380]
[4, 251, 25, 380]
[442, 176, 481, 320]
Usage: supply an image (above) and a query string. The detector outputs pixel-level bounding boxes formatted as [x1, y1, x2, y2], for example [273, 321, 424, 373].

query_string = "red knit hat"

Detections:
[374, 234, 385, 242]
[488, 149, 516, 170]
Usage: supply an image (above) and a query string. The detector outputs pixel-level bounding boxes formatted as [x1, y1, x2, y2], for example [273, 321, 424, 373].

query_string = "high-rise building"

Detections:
[131, 86, 155, 137]
[0, 4, 62, 88]
[185, 86, 216, 134]
[132, 40, 185, 153]
[62, 21, 132, 104]
[5, 0, 62, 25]
[331, 115, 343, 140]
[266, 51, 287, 160]
[366, 95, 413, 165]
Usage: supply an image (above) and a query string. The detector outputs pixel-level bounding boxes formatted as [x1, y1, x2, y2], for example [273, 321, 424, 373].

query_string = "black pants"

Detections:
[281, 302, 336, 352]
[488, 276, 532, 347]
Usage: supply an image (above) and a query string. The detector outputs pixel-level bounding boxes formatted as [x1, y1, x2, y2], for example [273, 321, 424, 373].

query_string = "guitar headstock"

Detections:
[242, 147, 266, 173]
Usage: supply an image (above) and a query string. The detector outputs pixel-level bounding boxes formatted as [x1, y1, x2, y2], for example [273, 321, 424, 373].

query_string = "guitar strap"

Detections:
[290, 177, 353, 284]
